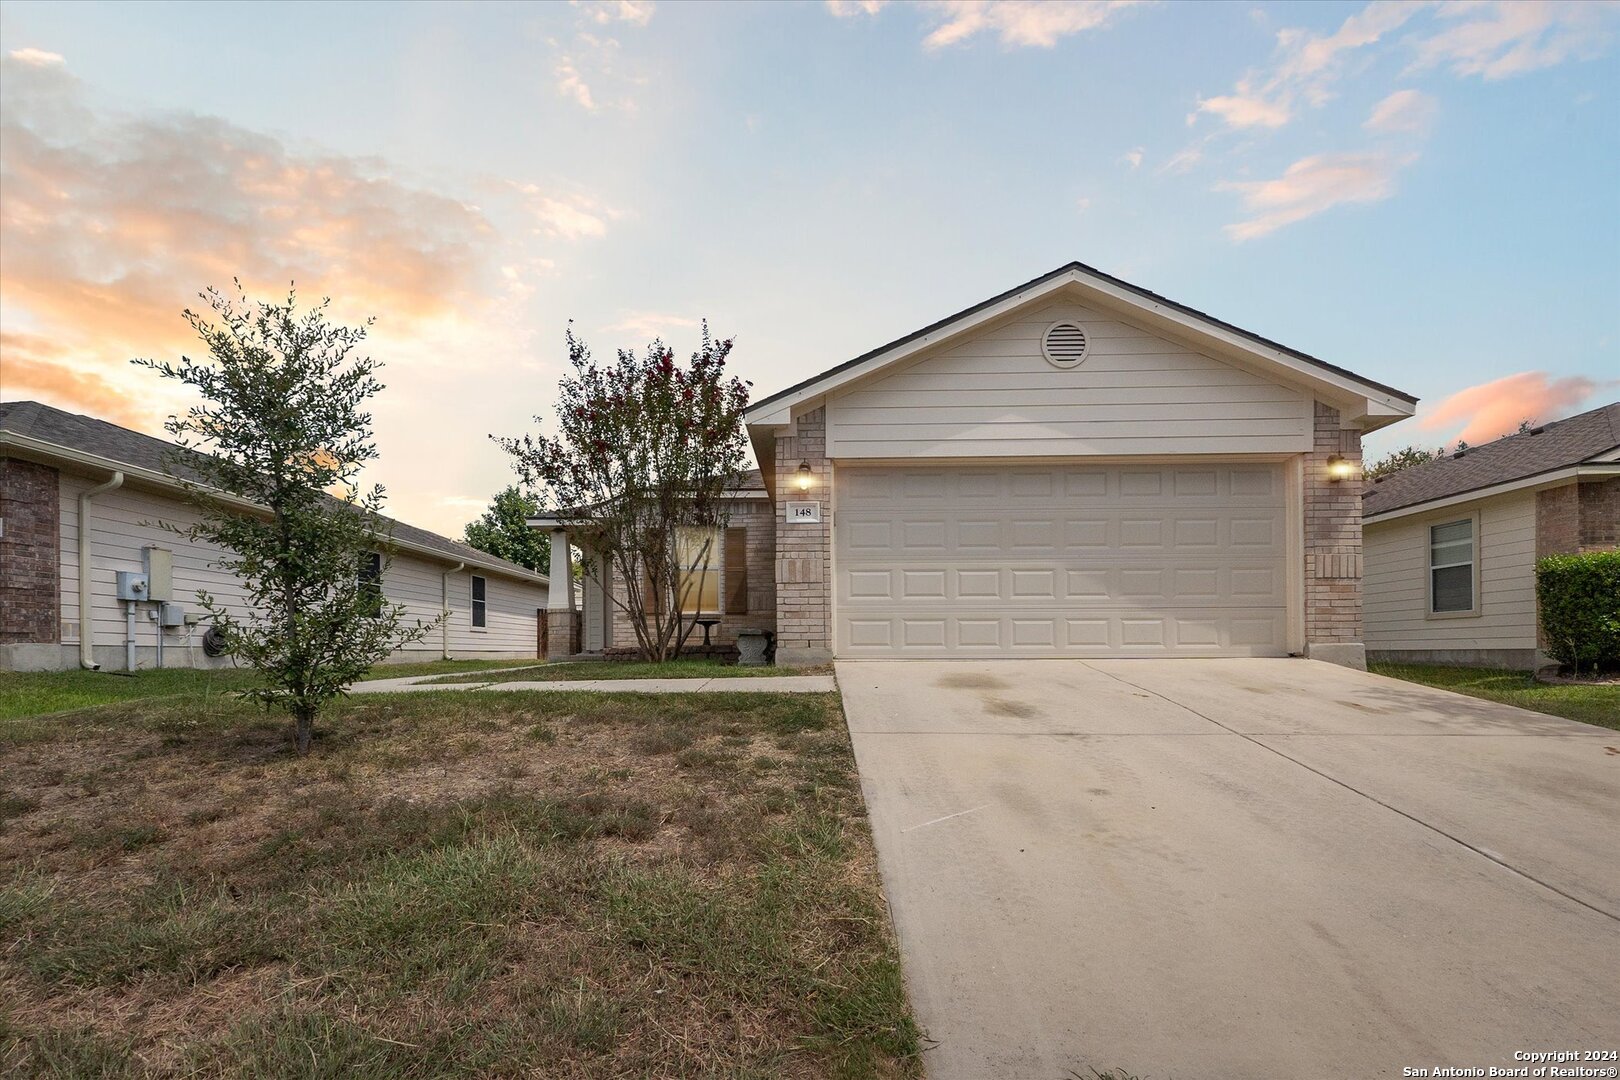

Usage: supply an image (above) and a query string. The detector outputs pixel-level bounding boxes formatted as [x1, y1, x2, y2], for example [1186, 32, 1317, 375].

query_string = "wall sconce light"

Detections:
[796, 460, 813, 492]
[1326, 454, 1356, 483]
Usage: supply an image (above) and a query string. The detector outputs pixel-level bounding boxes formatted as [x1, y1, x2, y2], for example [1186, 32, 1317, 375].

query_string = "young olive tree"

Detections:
[135, 284, 433, 754]
[498, 323, 750, 662]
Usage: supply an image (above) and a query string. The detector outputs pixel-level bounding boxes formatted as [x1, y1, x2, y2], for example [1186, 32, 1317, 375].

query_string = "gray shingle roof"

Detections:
[0, 400, 545, 581]
[1362, 402, 1620, 518]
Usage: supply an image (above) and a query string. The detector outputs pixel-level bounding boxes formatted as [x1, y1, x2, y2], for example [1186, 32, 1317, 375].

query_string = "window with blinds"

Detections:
[1429, 519, 1476, 615]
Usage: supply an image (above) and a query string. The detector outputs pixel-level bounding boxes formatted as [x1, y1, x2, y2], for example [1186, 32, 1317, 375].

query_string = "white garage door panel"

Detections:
[836, 464, 1289, 658]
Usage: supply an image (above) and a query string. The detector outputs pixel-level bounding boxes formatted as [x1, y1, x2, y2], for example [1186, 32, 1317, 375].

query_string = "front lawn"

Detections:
[0, 689, 920, 1077]
[0, 659, 542, 722]
[429, 659, 835, 684]
[1369, 662, 1620, 731]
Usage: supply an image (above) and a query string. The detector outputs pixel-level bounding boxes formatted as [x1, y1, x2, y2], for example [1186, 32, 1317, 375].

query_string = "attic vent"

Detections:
[1042, 321, 1090, 369]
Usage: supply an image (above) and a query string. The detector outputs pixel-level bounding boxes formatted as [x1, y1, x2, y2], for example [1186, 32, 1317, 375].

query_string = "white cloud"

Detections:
[1191, 80, 1291, 129]
[604, 311, 701, 342]
[554, 57, 596, 110]
[1364, 88, 1438, 134]
[826, 0, 887, 15]
[839, 0, 1143, 49]
[509, 183, 615, 240]
[1120, 146, 1144, 168]
[1159, 145, 1205, 174]
[571, 0, 655, 27]
[1220, 151, 1415, 240]
[1194, 2, 1422, 131]
[1411, 0, 1617, 80]
[7, 47, 64, 67]
[1075, 196, 1092, 212]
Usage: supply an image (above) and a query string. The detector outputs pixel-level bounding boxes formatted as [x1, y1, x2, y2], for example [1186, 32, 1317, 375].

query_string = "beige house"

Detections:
[0, 402, 550, 671]
[542, 262, 1419, 668]
[1363, 402, 1620, 669]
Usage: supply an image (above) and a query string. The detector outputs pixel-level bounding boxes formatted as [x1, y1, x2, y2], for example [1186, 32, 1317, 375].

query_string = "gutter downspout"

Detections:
[441, 562, 465, 660]
[78, 471, 125, 670]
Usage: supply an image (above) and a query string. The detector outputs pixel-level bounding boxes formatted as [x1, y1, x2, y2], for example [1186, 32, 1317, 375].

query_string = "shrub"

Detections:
[1536, 551, 1620, 673]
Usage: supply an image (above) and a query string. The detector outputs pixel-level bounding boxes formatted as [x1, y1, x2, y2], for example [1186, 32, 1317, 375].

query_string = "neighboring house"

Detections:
[0, 401, 549, 671]
[1362, 402, 1620, 669]
[540, 262, 1418, 668]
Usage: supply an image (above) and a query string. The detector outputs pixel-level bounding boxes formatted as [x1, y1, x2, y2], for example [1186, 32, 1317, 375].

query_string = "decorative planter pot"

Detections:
[735, 628, 770, 667]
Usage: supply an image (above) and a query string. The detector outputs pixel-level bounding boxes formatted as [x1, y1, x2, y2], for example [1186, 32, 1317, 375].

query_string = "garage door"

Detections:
[835, 463, 1290, 657]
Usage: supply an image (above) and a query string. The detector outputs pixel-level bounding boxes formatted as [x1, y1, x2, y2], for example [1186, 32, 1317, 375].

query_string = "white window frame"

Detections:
[1426, 513, 1481, 620]
[471, 574, 487, 631]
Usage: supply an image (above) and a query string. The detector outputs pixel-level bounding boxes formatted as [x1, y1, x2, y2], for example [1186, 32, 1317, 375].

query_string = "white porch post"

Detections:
[544, 526, 577, 660]
[547, 528, 573, 612]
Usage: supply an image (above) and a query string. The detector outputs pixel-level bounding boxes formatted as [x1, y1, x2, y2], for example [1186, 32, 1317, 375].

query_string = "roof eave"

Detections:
[1363, 461, 1620, 524]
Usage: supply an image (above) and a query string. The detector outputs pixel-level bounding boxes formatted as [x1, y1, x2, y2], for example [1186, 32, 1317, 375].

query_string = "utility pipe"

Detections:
[125, 601, 137, 672]
[441, 562, 464, 660]
[77, 471, 125, 670]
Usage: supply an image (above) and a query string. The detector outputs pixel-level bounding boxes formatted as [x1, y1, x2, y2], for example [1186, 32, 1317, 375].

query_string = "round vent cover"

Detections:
[1042, 321, 1090, 368]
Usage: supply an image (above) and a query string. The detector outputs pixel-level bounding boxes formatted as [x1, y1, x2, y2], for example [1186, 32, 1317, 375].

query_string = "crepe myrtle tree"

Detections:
[498, 322, 750, 662]
[135, 283, 434, 755]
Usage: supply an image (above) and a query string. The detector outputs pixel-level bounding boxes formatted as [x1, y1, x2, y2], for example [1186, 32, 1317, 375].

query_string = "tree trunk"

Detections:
[294, 707, 315, 756]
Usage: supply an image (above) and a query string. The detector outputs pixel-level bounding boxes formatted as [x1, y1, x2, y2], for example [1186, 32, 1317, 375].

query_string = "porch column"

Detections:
[545, 527, 578, 660]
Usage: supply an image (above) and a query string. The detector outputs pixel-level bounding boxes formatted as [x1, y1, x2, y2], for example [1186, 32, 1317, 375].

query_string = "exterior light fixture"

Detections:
[1326, 454, 1356, 483]
[796, 460, 813, 492]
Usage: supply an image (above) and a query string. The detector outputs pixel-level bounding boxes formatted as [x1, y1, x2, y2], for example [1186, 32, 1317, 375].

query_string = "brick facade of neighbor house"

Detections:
[773, 406, 832, 664]
[1538, 477, 1620, 557]
[1304, 401, 1366, 666]
[0, 458, 61, 645]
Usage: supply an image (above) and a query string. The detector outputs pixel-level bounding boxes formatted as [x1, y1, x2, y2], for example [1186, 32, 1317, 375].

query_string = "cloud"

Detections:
[1194, 2, 1422, 130]
[0, 51, 602, 517]
[1159, 145, 1205, 174]
[1192, 80, 1291, 129]
[0, 333, 154, 429]
[1411, 0, 1618, 80]
[554, 57, 596, 109]
[1417, 371, 1609, 444]
[1220, 151, 1414, 240]
[7, 47, 64, 67]
[513, 185, 615, 240]
[603, 311, 700, 342]
[1075, 196, 1092, 213]
[570, 0, 655, 26]
[1120, 146, 1144, 168]
[1364, 88, 1438, 134]
[826, 0, 887, 14]
[840, 0, 1142, 49]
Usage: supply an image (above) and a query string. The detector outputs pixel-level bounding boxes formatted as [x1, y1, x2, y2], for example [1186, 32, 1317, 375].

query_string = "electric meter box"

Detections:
[115, 571, 150, 601]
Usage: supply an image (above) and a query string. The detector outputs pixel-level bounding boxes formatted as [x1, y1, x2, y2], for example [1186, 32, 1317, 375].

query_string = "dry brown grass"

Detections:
[0, 690, 920, 1078]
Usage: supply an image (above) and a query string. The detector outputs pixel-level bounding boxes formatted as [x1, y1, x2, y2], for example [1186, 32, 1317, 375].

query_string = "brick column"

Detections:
[774, 406, 832, 665]
[1303, 402, 1365, 669]
[0, 459, 61, 646]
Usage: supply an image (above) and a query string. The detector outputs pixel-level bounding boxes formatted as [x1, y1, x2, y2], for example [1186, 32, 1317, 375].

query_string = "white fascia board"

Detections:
[741, 267, 1415, 426]
[1363, 463, 1620, 525]
[2, 431, 546, 585]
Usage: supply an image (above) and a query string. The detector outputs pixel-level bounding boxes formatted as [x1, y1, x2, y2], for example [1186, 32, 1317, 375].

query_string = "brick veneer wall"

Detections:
[0, 459, 61, 646]
[773, 406, 832, 663]
[1304, 402, 1364, 662]
[1538, 477, 1620, 556]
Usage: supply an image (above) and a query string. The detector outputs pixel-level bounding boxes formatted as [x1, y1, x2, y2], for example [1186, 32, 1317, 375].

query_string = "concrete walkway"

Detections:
[838, 657, 1620, 1080]
[353, 671, 838, 694]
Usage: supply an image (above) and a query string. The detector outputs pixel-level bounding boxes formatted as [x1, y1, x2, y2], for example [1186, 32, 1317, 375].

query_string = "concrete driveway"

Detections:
[837, 658, 1620, 1080]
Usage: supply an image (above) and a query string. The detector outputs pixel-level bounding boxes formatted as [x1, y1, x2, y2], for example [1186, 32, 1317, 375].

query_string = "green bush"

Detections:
[1536, 551, 1620, 673]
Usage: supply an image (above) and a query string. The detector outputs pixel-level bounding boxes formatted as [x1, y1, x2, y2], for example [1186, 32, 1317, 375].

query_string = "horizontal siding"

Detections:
[1363, 491, 1538, 652]
[826, 301, 1312, 459]
[59, 473, 546, 664]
